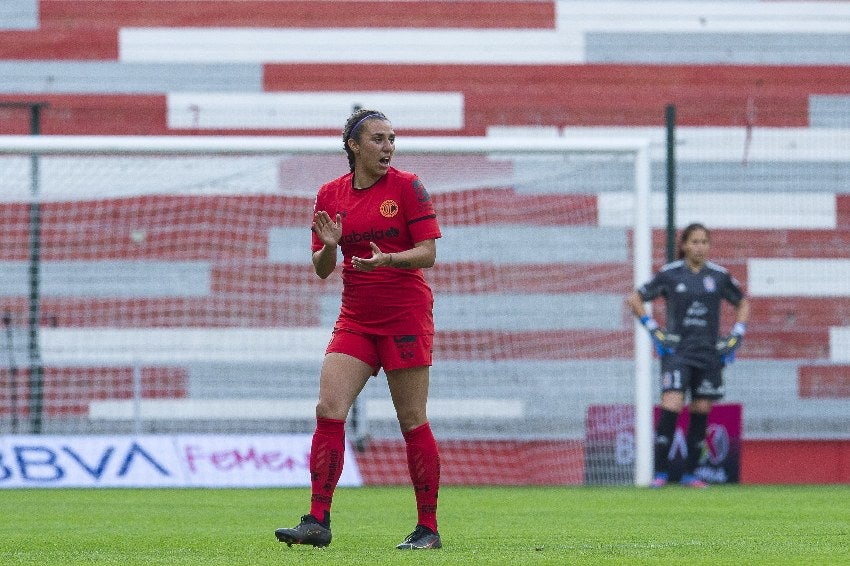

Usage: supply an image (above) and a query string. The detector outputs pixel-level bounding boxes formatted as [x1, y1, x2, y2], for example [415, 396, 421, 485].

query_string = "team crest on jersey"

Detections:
[676, 283, 687, 293]
[379, 199, 399, 218]
[703, 276, 716, 292]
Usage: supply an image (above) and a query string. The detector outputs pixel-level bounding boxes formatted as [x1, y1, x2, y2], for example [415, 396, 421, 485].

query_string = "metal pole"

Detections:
[0, 102, 47, 433]
[633, 143, 654, 486]
[27, 104, 47, 434]
[665, 104, 677, 263]
[3, 312, 18, 433]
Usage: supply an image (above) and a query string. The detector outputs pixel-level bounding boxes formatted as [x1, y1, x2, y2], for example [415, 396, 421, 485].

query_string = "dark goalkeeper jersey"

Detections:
[638, 260, 745, 365]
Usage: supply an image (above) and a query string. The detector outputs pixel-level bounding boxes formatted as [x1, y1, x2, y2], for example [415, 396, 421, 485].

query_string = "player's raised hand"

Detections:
[352, 242, 391, 272]
[313, 211, 342, 247]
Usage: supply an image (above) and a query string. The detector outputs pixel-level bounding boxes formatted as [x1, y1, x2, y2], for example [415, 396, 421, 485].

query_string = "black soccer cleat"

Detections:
[396, 524, 442, 550]
[275, 513, 332, 548]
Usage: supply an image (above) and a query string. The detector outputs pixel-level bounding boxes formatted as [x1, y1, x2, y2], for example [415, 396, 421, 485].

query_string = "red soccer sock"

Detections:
[403, 421, 441, 532]
[309, 417, 346, 523]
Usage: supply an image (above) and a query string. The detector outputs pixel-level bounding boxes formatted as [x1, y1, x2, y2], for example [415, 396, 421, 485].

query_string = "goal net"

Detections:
[0, 135, 653, 486]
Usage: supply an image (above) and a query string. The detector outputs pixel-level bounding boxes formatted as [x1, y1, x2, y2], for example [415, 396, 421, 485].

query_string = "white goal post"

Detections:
[0, 134, 652, 486]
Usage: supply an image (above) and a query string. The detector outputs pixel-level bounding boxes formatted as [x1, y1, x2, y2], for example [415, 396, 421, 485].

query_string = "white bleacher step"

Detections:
[598, 192, 836, 230]
[167, 91, 463, 130]
[829, 327, 850, 362]
[89, 398, 525, 421]
[749, 260, 850, 297]
[41, 327, 331, 365]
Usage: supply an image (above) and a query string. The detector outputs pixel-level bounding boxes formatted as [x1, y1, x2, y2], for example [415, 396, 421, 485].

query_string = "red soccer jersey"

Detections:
[311, 167, 442, 335]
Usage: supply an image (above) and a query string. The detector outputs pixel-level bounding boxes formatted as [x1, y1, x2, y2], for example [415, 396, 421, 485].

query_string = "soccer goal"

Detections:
[0, 134, 653, 486]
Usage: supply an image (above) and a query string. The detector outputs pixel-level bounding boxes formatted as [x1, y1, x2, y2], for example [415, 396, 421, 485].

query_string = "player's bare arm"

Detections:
[352, 239, 436, 272]
[735, 297, 751, 325]
[312, 211, 342, 279]
[626, 290, 648, 319]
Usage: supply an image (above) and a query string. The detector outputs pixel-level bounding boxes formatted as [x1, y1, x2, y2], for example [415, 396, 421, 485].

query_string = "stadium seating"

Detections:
[1, 2, 849, 481]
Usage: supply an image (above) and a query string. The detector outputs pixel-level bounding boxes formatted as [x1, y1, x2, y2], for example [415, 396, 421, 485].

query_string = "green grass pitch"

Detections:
[1, 485, 848, 565]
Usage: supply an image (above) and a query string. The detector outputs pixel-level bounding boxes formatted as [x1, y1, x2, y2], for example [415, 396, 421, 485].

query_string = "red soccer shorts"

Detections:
[326, 328, 433, 375]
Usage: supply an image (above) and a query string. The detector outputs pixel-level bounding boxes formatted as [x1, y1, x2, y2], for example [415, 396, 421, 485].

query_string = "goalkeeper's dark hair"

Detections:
[677, 222, 710, 259]
[342, 109, 389, 172]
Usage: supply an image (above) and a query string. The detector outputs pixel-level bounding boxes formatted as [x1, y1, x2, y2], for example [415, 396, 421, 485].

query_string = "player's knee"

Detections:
[315, 400, 349, 421]
[396, 410, 427, 433]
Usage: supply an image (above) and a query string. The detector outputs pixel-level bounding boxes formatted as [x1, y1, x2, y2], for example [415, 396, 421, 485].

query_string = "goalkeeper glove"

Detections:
[716, 322, 746, 364]
[640, 315, 680, 357]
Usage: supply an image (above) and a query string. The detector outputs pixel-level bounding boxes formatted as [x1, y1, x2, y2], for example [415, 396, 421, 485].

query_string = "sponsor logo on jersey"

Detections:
[341, 226, 400, 244]
[703, 276, 716, 292]
[686, 301, 708, 317]
[683, 300, 709, 327]
[379, 199, 399, 218]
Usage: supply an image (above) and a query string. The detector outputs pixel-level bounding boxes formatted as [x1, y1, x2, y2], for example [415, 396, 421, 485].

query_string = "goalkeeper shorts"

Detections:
[660, 356, 724, 400]
[326, 328, 433, 375]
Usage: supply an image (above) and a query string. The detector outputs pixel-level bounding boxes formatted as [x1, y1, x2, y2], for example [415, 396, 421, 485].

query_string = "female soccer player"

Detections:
[627, 223, 750, 488]
[275, 109, 443, 549]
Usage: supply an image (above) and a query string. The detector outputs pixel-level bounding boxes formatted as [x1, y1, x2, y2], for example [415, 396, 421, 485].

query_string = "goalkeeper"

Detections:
[627, 223, 749, 488]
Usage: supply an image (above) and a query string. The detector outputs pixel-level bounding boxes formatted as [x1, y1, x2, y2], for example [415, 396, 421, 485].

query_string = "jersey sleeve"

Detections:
[401, 175, 442, 242]
[721, 273, 746, 306]
[637, 271, 667, 302]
